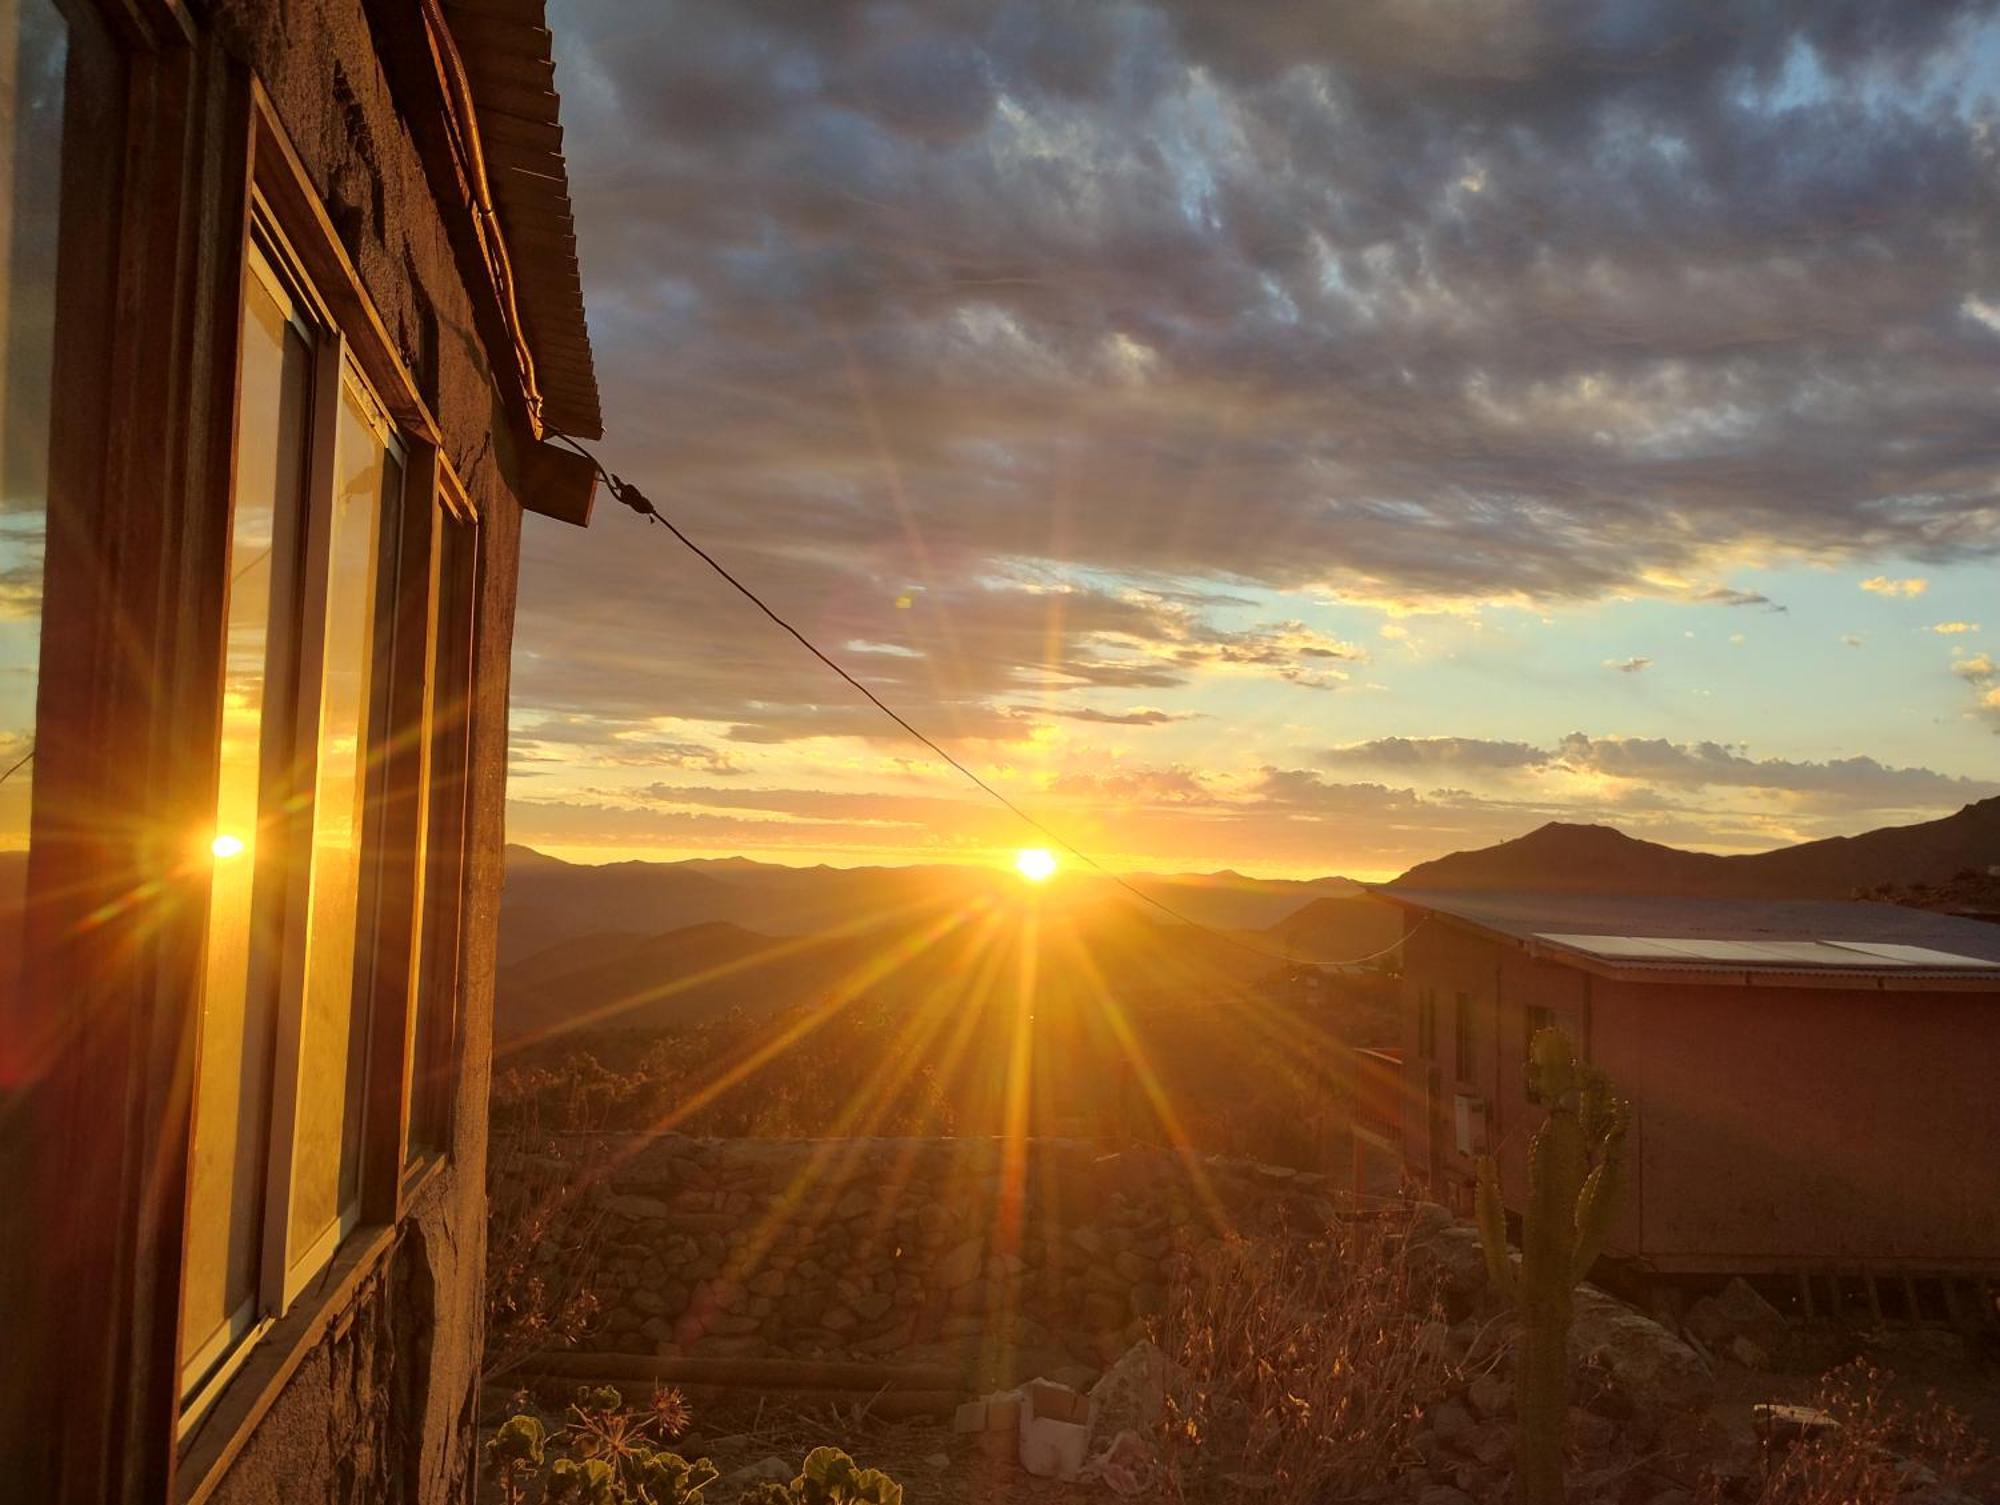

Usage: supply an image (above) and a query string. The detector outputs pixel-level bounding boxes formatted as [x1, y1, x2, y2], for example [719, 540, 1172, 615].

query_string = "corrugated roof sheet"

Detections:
[444, 0, 601, 439]
[1376, 888, 2000, 985]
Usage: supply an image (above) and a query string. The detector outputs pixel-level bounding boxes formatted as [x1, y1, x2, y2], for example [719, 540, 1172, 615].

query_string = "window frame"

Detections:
[1452, 989, 1475, 1086]
[172, 81, 484, 1473]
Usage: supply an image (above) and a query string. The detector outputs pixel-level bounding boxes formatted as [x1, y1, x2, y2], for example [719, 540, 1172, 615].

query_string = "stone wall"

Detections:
[578, 1135, 1339, 1381]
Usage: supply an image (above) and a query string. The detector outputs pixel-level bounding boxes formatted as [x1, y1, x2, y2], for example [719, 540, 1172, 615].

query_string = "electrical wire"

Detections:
[0, 745, 31, 788]
[544, 430, 1419, 970]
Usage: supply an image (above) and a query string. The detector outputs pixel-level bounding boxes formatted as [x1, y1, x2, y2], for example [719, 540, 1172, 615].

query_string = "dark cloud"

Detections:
[1694, 586, 1786, 612]
[521, 0, 2000, 763]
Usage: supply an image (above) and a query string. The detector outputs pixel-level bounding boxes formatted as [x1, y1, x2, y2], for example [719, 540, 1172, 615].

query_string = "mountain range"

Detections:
[486, 796, 1997, 1038]
[1392, 796, 2000, 898]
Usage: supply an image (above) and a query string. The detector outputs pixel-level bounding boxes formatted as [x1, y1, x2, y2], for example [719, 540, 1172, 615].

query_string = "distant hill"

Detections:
[493, 893, 1288, 1042]
[1265, 894, 1403, 963]
[1390, 797, 2000, 899]
[499, 844, 1359, 964]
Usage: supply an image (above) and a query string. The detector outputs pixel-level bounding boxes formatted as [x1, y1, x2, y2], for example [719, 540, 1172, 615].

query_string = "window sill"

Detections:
[175, 1222, 398, 1505]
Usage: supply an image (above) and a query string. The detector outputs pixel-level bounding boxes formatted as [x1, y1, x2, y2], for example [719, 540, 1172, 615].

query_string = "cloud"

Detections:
[1954, 652, 1996, 682]
[1694, 586, 1785, 612]
[1604, 656, 1652, 674]
[1321, 736, 1548, 773]
[1933, 621, 1981, 634]
[1841, 634, 1864, 648]
[1860, 576, 1929, 598]
[529, 1, 2000, 727]
[1551, 734, 1998, 808]
[1039, 705, 1194, 726]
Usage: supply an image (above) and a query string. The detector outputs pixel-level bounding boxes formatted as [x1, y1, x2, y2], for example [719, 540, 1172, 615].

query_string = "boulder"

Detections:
[1569, 1285, 1713, 1420]
[1088, 1339, 1176, 1446]
[1685, 1278, 1786, 1351]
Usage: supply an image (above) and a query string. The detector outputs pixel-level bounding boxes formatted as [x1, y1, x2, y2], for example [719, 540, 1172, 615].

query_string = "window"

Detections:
[1416, 986, 1436, 1058]
[407, 508, 477, 1163]
[1453, 990, 1475, 1084]
[1524, 1005, 1554, 1057]
[178, 240, 314, 1395]
[179, 220, 439, 1410]
[0, 0, 68, 1017]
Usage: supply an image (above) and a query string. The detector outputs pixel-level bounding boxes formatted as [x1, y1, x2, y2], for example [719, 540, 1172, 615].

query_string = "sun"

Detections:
[1013, 847, 1059, 883]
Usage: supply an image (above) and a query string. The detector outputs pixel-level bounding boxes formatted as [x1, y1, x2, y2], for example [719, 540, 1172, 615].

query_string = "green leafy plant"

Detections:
[482, 1386, 713, 1505]
[484, 1414, 547, 1505]
[1474, 1026, 1629, 1505]
[722, 1449, 904, 1505]
[793, 1447, 903, 1505]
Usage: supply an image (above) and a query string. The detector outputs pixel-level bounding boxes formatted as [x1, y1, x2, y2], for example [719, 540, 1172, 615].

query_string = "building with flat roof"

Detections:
[1375, 889, 2000, 1285]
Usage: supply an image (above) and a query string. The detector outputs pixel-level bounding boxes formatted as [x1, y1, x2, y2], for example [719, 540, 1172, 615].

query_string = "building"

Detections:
[0, 0, 599, 1499]
[1377, 890, 2000, 1286]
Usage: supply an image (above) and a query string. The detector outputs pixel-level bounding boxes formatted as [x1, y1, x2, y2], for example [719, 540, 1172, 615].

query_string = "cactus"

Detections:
[1474, 1026, 1629, 1505]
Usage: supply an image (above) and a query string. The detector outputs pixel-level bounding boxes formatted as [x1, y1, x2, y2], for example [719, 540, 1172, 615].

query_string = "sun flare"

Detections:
[1013, 847, 1058, 883]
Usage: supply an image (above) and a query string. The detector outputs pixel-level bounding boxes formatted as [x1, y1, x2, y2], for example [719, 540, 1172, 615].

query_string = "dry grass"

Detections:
[1156, 1210, 1464, 1504]
[1699, 1358, 1988, 1505]
[483, 1095, 610, 1381]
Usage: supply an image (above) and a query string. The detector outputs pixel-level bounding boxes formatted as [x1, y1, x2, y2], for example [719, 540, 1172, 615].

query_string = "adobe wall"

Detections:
[577, 1136, 1339, 1380]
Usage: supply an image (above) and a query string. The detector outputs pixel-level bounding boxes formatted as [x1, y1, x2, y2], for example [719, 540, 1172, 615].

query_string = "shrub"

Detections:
[1158, 1214, 1463, 1504]
[1699, 1359, 1986, 1505]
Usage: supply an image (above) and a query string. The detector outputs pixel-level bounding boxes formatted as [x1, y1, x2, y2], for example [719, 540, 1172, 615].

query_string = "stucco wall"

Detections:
[1595, 978, 2000, 1270]
[194, 1, 531, 1499]
[1402, 915, 2000, 1271]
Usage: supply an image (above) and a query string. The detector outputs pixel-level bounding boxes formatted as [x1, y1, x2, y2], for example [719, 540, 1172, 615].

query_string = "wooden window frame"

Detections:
[1452, 989, 1475, 1086]
[170, 80, 483, 1500]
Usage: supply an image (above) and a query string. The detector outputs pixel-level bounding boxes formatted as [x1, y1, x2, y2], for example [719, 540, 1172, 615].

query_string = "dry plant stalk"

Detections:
[484, 1088, 611, 1381]
[1158, 1212, 1463, 1504]
[1698, 1359, 1987, 1505]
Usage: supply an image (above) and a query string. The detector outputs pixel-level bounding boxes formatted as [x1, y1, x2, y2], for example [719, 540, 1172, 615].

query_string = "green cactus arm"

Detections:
[1569, 1141, 1627, 1283]
[1473, 1154, 1516, 1300]
[1523, 1105, 1586, 1289]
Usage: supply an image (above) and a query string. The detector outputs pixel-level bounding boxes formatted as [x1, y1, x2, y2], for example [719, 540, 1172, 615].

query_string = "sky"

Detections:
[506, 0, 2000, 881]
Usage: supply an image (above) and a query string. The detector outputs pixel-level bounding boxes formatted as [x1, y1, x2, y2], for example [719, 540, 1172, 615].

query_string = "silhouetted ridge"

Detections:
[1391, 798, 2000, 898]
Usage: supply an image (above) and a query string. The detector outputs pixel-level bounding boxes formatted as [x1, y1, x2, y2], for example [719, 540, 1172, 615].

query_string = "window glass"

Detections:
[0, 0, 66, 1012]
[286, 368, 400, 1270]
[180, 255, 312, 1388]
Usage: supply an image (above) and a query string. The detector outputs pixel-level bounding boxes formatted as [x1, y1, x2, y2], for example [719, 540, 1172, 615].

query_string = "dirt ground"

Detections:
[479, 1319, 2000, 1504]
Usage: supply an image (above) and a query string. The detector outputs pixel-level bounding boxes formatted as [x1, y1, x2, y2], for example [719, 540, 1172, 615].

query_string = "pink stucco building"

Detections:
[1379, 890, 2000, 1295]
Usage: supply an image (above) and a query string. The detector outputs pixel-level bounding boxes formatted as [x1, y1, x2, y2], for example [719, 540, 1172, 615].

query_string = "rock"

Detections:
[1684, 1277, 1786, 1350]
[1751, 1402, 1838, 1446]
[1568, 1285, 1713, 1420]
[939, 1237, 984, 1290]
[1466, 1371, 1511, 1420]
[1405, 1223, 1490, 1314]
[722, 1457, 793, 1487]
[602, 1195, 670, 1220]
[923, 1453, 949, 1471]
[1467, 1423, 1512, 1468]
[1427, 1400, 1476, 1448]
[1218, 1472, 1279, 1493]
[1088, 1340, 1175, 1445]
[834, 1189, 873, 1220]
[1415, 1488, 1474, 1505]
[1727, 1335, 1769, 1370]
